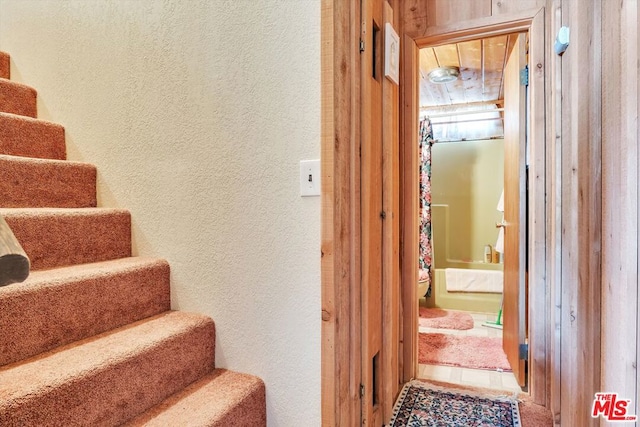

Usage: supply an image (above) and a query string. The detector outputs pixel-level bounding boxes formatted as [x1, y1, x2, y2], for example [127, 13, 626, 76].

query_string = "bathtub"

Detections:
[424, 267, 502, 314]
[421, 203, 503, 313]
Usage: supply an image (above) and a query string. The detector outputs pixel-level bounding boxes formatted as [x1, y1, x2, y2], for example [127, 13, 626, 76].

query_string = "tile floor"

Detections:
[418, 311, 522, 393]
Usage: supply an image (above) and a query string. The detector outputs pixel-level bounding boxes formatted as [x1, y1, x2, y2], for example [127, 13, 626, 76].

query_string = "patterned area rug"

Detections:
[418, 307, 474, 330]
[389, 381, 521, 426]
[419, 333, 512, 371]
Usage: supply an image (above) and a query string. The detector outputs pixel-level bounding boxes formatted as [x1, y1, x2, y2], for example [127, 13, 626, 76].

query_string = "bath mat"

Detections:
[419, 333, 512, 371]
[418, 307, 474, 330]
[389, 380, 521, 426]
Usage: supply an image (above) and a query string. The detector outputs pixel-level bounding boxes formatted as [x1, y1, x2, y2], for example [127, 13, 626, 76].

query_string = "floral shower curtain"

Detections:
[418, 117, 434, 297]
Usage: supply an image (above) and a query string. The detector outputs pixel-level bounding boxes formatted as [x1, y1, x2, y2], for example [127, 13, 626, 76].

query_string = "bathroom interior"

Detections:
[416, 33, 521, 391]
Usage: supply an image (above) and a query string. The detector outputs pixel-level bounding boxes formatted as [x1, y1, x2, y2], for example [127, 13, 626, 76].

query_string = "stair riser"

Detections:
[211, 389, 267, 427]
[123, 370, 267, 427]
[0, 321, 215, 427]
[0, 79, 37, 118]
[0, 113, 66, 160]
[0, 52, 8, 79]
[0, 157, 96, 208]
[2, 210, 131, 270]
[0, 260, 171, 366]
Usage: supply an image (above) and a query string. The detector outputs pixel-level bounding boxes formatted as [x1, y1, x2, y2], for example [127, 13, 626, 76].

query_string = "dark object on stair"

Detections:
[0, 215, 29, 287]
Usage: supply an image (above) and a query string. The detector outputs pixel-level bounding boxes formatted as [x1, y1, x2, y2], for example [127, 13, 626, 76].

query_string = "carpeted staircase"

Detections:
[0, 51, 266, 426]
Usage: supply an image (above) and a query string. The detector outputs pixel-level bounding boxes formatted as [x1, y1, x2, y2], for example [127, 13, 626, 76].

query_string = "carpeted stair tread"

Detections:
[0, 52, 9, 79]
[123, 369, 266, 427]
[0, 311, 216, 427]
[0, 207, 131, 270]
[0, 257, 171, 367]
[0, 154, 96, 208]
[0, 112, 66, 160]
[0, 78, 37, 118]
[0, 50, 267, 426]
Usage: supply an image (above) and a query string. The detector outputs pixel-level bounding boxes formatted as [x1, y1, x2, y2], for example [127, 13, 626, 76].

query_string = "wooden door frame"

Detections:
[399, 7, 549, 405]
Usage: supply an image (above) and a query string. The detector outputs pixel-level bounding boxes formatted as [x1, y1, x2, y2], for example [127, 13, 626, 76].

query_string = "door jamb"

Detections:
[399, 7, 549, 406]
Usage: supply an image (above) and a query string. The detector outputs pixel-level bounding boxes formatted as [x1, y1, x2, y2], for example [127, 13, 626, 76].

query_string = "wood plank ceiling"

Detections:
[419, 33, 519, 141]
[419, 34, 518, 110]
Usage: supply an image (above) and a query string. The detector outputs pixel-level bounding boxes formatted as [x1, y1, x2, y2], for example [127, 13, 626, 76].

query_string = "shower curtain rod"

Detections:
[433, 136, 504, 144]
[428, 117, 503, 126]
[419, 100, 503, 112]
[422, 108, 504, 119]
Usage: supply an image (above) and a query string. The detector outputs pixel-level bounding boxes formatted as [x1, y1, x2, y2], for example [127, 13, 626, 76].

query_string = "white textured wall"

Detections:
[0, 1, 321, 425]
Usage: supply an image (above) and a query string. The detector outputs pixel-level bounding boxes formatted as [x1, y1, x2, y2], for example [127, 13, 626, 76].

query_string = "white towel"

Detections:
[445, 268, 503, 293]
[495, 227, 505, 253]
[495, 190, 505, 253]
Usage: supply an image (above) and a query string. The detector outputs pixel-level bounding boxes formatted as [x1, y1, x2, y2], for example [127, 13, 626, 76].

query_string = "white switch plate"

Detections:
[300, 160, 320, 197]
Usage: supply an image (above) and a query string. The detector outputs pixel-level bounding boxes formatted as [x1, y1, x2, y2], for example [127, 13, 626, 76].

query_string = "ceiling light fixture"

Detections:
[427, 66, 460, 84]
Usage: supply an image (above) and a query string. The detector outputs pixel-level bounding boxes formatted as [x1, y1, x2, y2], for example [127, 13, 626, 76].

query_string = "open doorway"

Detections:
[411, 31, 531, 393]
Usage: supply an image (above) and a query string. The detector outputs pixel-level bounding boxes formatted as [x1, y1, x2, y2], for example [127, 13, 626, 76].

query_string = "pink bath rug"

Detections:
[419, 307, 474, 330]
[419, 333, 512, 371]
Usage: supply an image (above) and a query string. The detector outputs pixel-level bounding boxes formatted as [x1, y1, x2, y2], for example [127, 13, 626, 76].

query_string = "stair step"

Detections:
[0, 112, 66, 160]
[0, 257, 171, 366]
[0, 154, 96, 208]
[0, 208, 131, 270]
[0, 311, 215, 427]
[0, 52, 8, 79]
[123, 369, 266, 427]
[0, 78, 37, 118]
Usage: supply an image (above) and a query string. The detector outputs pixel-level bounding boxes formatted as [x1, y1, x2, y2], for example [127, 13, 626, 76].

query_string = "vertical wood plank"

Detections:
[382, 5, 401, 422]
[492, 0, 546, 15]
[426, 0, 492, 27]
[320, 2, 337, 424]
[547, 1, 562, 421]
[560, 0, 601, 425]
[400, 33, 420, 383]
[637, 0, 640, 418]
[527, 8, 548, 407]
[321, 0, 362, 425]
[401, 0, 429, 37]
[401, 0, 492, 37]
[637, 1, 640, 420]
[601, 0, 639, 415]
[361, 0, 384, 424]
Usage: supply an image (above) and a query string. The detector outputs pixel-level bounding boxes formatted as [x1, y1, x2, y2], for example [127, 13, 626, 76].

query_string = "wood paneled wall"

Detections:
[322, 1, 403, 424]
[396, 1, 638, 426]
[559, 2, 602, 426]
[323, 0, 640, 425]
[600, 0, 640, 419]
[400, 0, 546, 37]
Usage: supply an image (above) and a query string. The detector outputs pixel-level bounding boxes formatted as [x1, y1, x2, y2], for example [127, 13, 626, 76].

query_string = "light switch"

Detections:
[300, 160, 320, 197]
